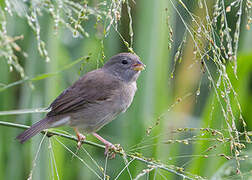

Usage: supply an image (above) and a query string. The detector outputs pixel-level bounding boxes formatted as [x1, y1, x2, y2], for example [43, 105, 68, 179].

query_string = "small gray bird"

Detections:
[16, 53, 145, 156]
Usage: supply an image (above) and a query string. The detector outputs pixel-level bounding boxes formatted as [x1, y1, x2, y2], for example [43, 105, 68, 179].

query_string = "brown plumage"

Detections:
[16, 53, 145, 156]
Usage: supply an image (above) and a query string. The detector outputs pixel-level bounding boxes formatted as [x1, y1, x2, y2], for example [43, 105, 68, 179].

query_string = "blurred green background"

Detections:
[0, 0, 252, 179]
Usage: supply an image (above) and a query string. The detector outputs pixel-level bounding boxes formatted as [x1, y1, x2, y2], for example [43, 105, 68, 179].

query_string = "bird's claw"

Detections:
[76, 133, 86, 149]
[91, 132, 120, 159]
[104, 143, 120, 159]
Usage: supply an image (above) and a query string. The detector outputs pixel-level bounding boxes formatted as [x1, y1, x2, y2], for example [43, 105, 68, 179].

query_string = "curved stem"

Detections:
[0, 120, 196, 180]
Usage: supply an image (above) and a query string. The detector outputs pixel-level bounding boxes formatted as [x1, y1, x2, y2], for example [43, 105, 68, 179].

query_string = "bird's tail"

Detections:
[16, 117, 51, 143]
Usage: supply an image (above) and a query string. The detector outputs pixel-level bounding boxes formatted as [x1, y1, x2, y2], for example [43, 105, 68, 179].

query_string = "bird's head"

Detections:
[103, 53, 145, 83]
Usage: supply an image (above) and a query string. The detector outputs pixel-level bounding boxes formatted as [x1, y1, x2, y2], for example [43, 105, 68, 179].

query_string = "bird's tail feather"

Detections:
[16, 117, 51, 143]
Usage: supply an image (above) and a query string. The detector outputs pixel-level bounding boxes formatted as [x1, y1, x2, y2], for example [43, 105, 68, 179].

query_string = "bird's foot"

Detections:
[74, 128, 86, 148]
[76, 133, 86, 148]
[92, 132, 120, 159]
[104, 142, 120, 159]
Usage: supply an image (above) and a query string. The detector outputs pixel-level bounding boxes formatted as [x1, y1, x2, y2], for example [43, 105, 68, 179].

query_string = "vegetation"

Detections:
[0, 0, 252, 179]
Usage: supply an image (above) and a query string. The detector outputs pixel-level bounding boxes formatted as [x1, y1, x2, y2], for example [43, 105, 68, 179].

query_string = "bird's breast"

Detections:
[116, 82, 137, 113]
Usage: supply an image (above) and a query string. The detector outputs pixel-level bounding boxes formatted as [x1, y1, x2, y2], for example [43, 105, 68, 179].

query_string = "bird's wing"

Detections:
[47, 69, 120, 117]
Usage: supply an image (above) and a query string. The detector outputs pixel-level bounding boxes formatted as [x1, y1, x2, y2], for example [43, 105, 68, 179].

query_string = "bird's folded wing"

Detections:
[47, 69, 120, 116]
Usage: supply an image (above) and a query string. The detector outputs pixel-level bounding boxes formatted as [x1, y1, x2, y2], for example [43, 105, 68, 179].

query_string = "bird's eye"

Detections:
[121, 60, 128, 64]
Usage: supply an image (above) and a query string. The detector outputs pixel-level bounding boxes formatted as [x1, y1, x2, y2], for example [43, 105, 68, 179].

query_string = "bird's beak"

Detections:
[133, 62, 146, 71]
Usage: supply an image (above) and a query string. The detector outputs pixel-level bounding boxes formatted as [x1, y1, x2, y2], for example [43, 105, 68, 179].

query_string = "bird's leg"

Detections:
[92, 132, 118, 158]
[74, 128, 86, 148]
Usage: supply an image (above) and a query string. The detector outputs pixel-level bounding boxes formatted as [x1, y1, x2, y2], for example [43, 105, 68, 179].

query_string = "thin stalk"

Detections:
[0, 120, 197, 180]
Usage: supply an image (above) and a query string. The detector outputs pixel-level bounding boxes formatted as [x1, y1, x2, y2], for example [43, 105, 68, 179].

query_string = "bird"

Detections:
[16, 52, 145, 157]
